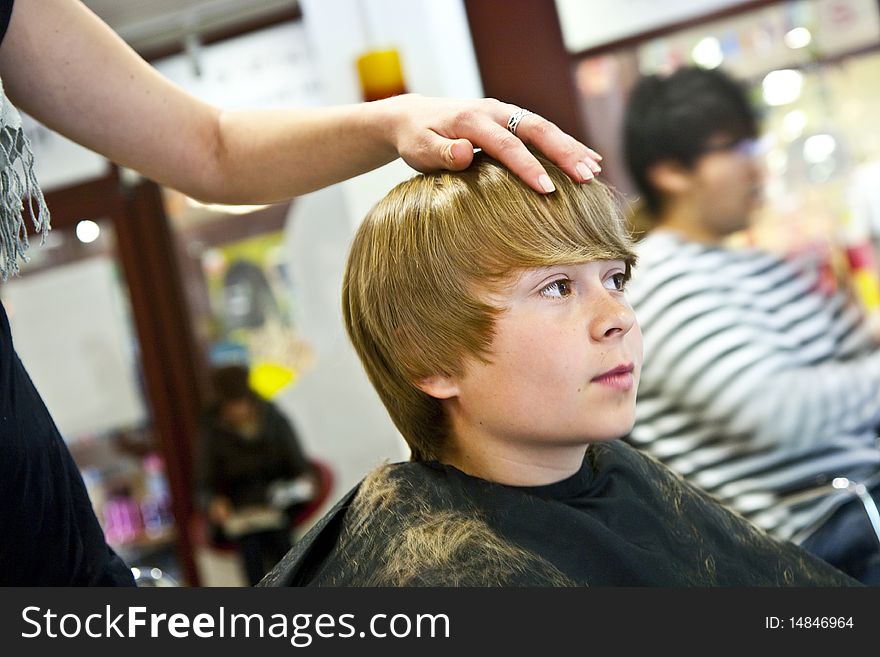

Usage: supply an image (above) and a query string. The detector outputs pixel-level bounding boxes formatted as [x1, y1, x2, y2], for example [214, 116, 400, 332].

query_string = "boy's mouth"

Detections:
[591, 363, 635, 391]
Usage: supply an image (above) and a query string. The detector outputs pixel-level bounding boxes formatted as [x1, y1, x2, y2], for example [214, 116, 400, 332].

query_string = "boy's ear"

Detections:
[647, 160, 693, 196]
[415, 373, 460, 400]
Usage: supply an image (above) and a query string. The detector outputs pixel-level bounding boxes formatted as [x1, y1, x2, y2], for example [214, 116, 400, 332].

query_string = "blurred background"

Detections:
[2, 0, 879, 585]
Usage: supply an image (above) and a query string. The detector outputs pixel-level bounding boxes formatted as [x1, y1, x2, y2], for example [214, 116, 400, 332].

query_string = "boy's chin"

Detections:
[586, 420, 635, 443]
[587, 433, 627, 443]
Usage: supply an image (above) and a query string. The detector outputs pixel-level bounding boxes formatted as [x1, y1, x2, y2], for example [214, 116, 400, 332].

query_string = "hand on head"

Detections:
[386, 95, 602, 194]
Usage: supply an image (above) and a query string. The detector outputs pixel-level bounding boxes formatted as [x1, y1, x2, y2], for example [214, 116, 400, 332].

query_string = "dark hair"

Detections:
[623, 67, 757, 215]
[210, 365, 253, 405]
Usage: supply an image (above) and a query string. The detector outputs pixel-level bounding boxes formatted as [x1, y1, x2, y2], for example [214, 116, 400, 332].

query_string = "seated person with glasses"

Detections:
[622, 66, 880, 584]
[261, 150, 856, 586]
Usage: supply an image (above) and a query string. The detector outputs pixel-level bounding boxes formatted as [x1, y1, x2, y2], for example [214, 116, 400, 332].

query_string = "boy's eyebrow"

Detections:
[510, 265, 575, 292]
[506, 266, 552, 286]
[513, 259, 630, 287]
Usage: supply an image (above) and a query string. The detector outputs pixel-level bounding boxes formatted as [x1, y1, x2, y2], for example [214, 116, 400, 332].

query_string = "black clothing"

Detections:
[0, 2, 133, 585]
[801, 482, 880, 584]
[0, 302, 135, 585]
[199, 397, 310, 584]
[240, 528, 293, 586]
[262, 440, 858, 586]
[199, 398, 310, 510]
[0, 0, 12, 44]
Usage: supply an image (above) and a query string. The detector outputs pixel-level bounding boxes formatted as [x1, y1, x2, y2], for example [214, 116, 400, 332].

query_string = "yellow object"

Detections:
[249, 361, 296, 400]
[852, 269, 880, 310]
[356, 49, 406, 102]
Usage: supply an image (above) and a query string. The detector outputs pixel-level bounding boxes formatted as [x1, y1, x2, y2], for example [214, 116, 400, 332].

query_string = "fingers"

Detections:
[511, 110, 603, 187]
[389, 95, 602, 193]
[441, 137, 475, 171]
[469, 119, 561, 193]
[404, 131, 475, 173]
[449, 139, 476, 170]
[452, 99, 602, 194]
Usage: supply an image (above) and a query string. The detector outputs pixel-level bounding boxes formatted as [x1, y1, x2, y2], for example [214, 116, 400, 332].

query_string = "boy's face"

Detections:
[441, 259, 642, 452]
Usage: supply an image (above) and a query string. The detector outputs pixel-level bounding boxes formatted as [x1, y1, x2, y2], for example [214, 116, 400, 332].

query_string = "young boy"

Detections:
[261, 152, 856, 586]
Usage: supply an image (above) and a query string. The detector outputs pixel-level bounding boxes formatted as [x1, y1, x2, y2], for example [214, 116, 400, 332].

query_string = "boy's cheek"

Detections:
[628, 325, 645, 369]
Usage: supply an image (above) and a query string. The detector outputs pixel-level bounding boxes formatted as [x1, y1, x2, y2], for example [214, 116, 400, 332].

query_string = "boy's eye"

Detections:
[605, 273, 627, 292]
[540, 279, 573, 298]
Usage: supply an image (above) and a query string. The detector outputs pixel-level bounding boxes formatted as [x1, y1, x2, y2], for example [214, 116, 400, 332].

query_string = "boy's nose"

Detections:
[589, 295, 635, 341]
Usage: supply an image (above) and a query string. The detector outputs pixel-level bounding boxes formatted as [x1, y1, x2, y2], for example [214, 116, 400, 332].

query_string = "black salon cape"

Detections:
[260, 440, 857, 587]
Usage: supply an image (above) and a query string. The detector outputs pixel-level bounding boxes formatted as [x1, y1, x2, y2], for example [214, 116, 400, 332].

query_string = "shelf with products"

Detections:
[73, 427, 180, 576]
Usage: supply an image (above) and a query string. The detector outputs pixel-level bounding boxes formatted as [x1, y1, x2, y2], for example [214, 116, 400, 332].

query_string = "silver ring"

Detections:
[506, 108, 532, 136]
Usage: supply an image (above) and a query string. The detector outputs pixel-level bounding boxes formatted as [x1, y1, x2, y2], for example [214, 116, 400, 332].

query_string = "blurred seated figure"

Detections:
[622, 66, 880, 583]
[197, 364, 316, 585]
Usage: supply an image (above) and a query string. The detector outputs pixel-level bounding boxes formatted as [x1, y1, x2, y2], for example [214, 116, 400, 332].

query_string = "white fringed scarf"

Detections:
[0, 76, 50, 280]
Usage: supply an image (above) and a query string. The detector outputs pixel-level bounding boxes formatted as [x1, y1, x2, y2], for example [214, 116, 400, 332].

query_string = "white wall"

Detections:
[300, 0, 482, 105]
[3, 257, 147, 440]
[554, 0, 749, 52]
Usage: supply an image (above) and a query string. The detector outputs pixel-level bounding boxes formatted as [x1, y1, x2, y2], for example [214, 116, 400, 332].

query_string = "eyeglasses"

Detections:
[699, 137, 760, 159]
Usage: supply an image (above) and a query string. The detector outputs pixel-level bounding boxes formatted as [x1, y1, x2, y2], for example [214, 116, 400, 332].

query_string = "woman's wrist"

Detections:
[365, 93, 421, 161]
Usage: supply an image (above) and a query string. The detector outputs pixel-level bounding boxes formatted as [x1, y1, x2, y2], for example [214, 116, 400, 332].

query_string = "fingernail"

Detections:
[450, 141, 465, 164]
[539, 174, 556, 193]
[590, 150, 604, 161]
[588, 160, 602, 174]
[576, 162, 594, 181]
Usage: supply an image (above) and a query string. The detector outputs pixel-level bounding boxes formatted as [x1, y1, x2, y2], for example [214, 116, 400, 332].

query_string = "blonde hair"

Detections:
[325, 464, 577, 586]
[343, 151, 636, 461]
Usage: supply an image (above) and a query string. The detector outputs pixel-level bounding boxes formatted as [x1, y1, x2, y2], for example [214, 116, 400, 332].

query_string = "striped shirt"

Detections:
[626, 230, 880, 543]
